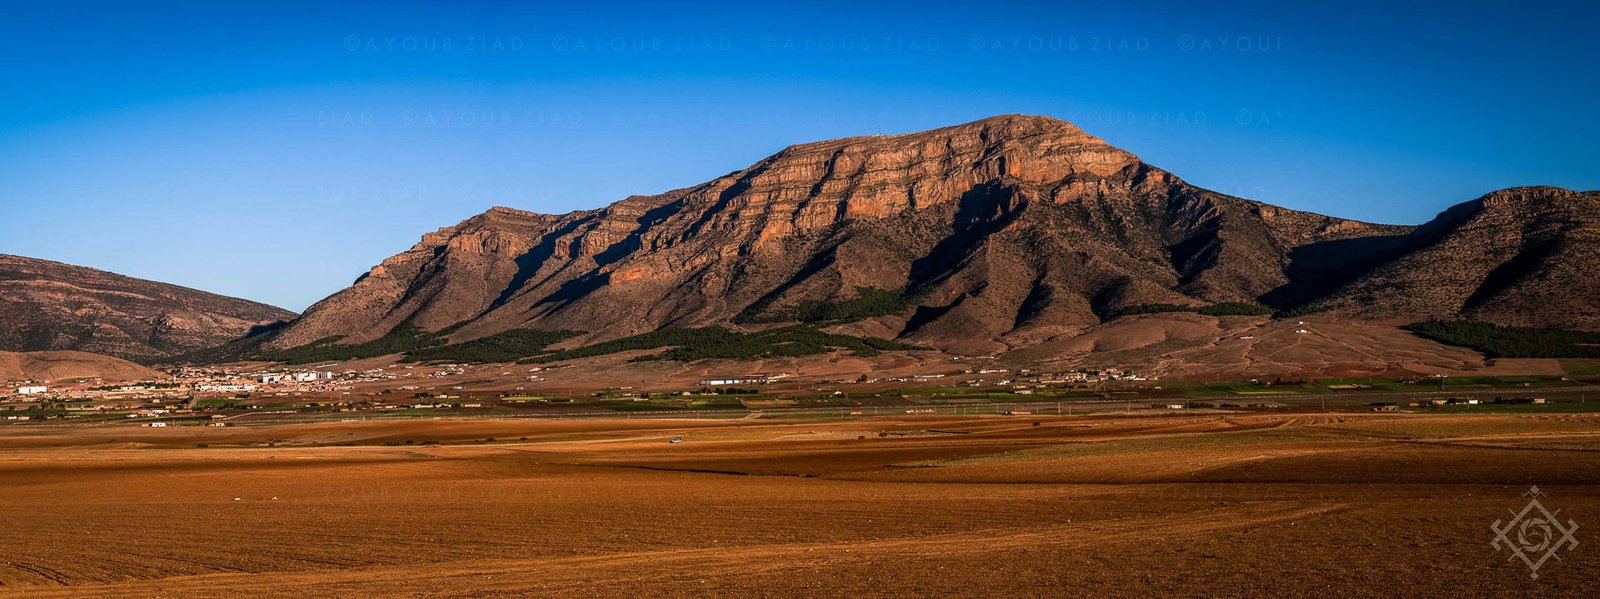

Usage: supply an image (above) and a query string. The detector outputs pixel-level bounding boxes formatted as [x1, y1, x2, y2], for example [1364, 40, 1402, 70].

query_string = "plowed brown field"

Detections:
[1, 413, 1596, 597]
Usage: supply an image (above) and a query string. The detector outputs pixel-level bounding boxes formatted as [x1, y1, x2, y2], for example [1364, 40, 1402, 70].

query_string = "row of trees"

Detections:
[260, 322, 446, 365]
[521, 325, 920, 364]
[1405, 320, 1600, 359]
[1116, 302, 1275, 317]
[402, 329, 578, 363]
[736, 287, 916, 324]
[259, 319, 921, 366]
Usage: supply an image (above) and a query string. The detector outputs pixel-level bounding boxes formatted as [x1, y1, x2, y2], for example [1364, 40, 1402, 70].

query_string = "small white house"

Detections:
[16, 386, 47, 395]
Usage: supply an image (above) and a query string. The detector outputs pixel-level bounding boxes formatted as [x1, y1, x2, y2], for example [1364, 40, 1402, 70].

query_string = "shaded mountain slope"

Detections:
[1310, 186, 1600, 329]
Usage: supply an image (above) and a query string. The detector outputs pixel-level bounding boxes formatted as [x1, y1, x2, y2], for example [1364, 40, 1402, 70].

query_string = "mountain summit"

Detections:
[262, 115, 1596, 354]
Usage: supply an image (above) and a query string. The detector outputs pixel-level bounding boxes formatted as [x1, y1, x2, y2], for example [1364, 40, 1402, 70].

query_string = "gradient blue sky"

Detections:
[2, 0, 1596, 312]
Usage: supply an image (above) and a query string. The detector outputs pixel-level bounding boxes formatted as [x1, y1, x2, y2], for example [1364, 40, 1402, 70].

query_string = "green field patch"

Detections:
[741, 399, 798, 408]
[687, 400, 745, 409]
[1046, 390, 1109, 399]
[1182, 381, 1336, 395]
[594, 400, 681, 411]
[1561, 359, 1600, 377]
[919, 396, 996, 403]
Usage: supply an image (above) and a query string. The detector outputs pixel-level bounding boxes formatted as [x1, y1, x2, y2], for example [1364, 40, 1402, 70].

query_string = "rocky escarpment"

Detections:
[268, 114, 1420, 353]
[268, 207, 576, 349]
[0, 255, 297, 361]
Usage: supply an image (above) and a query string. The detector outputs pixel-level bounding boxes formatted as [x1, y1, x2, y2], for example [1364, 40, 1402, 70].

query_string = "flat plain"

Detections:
[1, 412, 1596, 597]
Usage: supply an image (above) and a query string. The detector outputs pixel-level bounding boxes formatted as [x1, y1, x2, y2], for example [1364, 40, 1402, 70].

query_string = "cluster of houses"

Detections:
[872, 373, 949, 384]
[1408, 397, 1546, 407]
[812, 366, 1152, 392]
[257, 371, 335, 384]
[2, 365, 388, 422]
[697, 373, 794, 386]
[1038, 368, 1148, 383]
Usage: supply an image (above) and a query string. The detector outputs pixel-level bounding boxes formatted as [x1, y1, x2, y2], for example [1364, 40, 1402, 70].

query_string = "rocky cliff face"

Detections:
[0, 255, 297, 361]
[268, 207, 572, 348]
[266, 115, 1596, 355]
[268, 115, 1404, 351]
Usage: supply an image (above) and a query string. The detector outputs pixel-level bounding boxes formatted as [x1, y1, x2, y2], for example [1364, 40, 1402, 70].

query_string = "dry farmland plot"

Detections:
[0, 414, 1596, 597]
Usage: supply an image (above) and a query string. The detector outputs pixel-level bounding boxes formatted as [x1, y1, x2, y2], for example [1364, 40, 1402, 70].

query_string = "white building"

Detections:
[16, 386, 47, 395]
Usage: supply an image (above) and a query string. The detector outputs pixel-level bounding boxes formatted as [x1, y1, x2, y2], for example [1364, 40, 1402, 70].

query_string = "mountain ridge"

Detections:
[258, 115, 1597, 358]
[1309, 185, 1600, 329]
[0, 255, 297, 361]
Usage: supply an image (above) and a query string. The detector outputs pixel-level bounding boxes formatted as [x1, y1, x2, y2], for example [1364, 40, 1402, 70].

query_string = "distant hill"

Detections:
[1306, 186, 1600, 329]
[0, 350, 160, 383]
[249, 115, 1595, 361]
[0, 255, 296, 361]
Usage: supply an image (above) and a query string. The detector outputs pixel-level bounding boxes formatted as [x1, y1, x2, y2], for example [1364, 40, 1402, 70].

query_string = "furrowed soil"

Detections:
[1, 413, 1596, 597]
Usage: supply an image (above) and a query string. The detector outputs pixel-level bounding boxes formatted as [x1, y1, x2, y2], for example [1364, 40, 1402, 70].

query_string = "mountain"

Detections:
[267, 114, 1418, 354]
[1307, 186, 1600, 329]
[260, 115, 1597, 360]
[0, 255, 297, 361]
[0, 350, 161, 384]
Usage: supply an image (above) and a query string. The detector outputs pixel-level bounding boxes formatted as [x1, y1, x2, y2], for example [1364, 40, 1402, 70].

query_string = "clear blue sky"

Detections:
[2, 0, 1596, 312]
